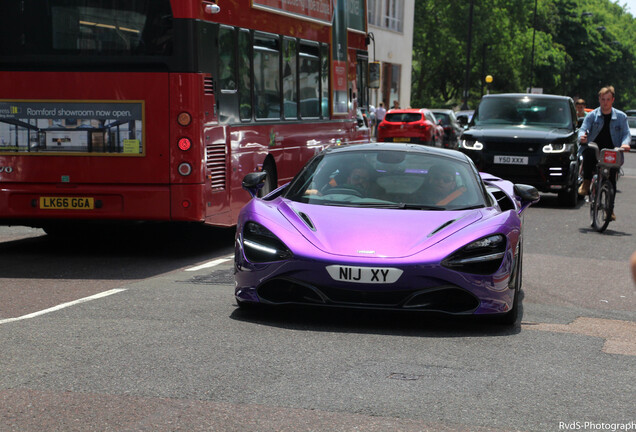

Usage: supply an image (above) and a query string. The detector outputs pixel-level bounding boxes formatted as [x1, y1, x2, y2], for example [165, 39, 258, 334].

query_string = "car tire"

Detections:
[258, 160, 277, 198]
[492, 244, 522, 326]
[558, 185, 578, 207]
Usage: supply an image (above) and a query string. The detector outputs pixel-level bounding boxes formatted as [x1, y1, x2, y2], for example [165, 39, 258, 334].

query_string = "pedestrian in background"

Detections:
[375, 102, 386, 138]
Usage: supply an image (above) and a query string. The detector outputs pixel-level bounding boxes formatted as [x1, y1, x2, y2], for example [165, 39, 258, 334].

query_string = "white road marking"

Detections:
[0, 288, 127, 325]
[185, 257, 231, 272]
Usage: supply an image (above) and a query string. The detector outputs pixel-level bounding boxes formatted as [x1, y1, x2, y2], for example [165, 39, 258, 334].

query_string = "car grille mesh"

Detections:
[257, 279, 479, 314]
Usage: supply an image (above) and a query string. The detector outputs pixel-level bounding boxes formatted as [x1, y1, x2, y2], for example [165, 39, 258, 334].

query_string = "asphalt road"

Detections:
[0, 154, 634, 432]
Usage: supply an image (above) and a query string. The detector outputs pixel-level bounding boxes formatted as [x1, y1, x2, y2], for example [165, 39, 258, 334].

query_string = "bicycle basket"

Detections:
[599, 149, 624, 168]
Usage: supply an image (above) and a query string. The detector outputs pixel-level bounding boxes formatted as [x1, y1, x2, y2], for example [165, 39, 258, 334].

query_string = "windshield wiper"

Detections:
[453, 204, 485, 210]
[357, 202, 445, 210]
[396, 203, 445, 210]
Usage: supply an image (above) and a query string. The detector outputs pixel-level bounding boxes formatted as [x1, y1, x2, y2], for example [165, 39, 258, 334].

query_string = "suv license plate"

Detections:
[494, 155, 528, 165]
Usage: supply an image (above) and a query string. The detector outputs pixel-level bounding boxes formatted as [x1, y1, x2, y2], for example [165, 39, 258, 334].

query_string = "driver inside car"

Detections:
[305, 163, 377, 197]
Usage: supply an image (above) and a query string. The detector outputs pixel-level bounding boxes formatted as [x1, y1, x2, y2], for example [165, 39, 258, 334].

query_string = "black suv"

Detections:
[459, 93, 579, 206]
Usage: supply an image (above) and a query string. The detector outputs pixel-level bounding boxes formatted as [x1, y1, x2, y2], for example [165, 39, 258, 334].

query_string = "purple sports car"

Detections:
[235, 143, 539, 324]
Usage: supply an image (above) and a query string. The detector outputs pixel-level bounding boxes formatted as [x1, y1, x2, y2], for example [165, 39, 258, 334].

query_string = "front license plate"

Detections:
[494, 155, 528, 165]
[393, 137, 411, 142]
[326, 265, 403, 284]
[40, 196, 94, 210]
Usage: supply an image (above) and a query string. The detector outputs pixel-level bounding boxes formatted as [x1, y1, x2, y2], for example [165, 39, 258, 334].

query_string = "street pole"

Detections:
[529, 0, 537, 91]
[461, 0, 474, 110]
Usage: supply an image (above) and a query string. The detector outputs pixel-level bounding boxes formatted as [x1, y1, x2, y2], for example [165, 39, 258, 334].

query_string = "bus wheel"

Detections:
[259, 160, 277, 198]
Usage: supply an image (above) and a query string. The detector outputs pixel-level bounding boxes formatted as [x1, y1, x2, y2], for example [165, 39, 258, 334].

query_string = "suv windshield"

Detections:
[284, 150, 486, 210]
[474, 97, 573, 128]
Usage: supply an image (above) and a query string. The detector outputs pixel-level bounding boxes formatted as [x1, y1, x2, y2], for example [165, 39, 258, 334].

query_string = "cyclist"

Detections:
[578, 86, 631, 217]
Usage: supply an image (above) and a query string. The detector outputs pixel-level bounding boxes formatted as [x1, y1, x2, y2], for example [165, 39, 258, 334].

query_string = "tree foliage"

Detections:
[411, 0, 636, 110]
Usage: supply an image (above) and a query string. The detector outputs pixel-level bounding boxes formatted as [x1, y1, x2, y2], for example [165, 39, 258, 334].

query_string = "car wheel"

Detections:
[258, 160, 277, 198]
[492, 245, 522, 326]
[557, 185, 577, 207]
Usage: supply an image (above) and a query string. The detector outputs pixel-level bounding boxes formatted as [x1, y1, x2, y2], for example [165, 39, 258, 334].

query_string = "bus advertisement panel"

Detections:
[0, 100, 144, 155]
[0, 0, 369, 231]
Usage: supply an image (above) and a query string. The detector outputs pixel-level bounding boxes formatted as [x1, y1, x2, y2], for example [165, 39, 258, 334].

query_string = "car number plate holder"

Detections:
[494, 155, 528, 165]
[393, 137, 411, 142]
[326, 265, 403, 284]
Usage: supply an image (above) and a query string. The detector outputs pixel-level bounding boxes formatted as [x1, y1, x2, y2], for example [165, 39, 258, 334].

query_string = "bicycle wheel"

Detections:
[590, 180, 614, 232]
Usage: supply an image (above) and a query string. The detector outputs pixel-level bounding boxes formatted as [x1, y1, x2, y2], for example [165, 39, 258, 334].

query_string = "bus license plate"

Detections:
[393, 137, 411, 142]
[494, 155, 528, 165]
[326, 265, 403, 284]
[40, 197, 94, 210]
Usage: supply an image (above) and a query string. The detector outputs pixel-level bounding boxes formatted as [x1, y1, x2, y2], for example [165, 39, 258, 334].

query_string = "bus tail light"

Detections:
[178, 138, 192, 151]
[182, 200, 191, 208]
[178, 163, 192, 176]
[177, 112, 192, 126]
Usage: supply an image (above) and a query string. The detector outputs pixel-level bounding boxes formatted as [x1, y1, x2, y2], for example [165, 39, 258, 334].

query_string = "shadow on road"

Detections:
[0, 222, 235, 280]
[229, 291, 525, 338]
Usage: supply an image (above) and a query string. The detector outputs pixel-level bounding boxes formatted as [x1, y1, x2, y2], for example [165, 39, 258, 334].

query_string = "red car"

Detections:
[377, 108, 443, 147]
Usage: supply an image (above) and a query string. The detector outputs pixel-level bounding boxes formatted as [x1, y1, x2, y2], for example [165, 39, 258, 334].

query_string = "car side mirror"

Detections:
[242, 172, 268, 198]
[514, 183, 540, 213]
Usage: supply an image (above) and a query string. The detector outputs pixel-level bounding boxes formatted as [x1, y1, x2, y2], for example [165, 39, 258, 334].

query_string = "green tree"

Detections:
[410, 0, 636, 110]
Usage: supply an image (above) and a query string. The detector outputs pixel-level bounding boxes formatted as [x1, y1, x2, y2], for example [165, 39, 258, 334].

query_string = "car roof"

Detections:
[482, 93, 573, 101]
[323, 142, 471, 163]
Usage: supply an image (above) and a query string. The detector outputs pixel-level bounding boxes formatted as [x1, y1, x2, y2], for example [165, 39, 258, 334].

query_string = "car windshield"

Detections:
[284, 149, 487, 210]
[385, 113, 422, 123]
[473, 97, 572, 128]
[628, 117, 636, 128]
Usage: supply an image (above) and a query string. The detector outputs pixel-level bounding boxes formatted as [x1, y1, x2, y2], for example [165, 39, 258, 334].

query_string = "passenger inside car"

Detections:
[416, 163, 466, 206]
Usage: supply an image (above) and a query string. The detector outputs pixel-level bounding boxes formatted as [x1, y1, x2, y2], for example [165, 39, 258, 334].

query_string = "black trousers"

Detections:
[581, 143, 614, 180]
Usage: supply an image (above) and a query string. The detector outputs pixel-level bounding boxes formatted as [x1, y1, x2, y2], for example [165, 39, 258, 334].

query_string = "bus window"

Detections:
[254, 34, 280, 120]
[0, 0, 173, 56]
[283, 38, 298, 119]
[321, 44, 330, 118]
[238, 29, 252, 121]
[299, 42, 320, 119]
[218, 26, 237, 91]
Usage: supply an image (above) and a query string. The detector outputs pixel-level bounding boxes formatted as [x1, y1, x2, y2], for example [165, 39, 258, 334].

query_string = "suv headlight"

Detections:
[461, 139, 483, 150]
[242, 222, 292, 263]
[442, 234, 506, 274]
[542, 143, 573, 153]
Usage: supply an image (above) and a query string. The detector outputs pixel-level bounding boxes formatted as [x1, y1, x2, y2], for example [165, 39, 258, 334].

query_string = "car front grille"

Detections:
[484, 141, 541, 153]
[256, 278, 479, 314]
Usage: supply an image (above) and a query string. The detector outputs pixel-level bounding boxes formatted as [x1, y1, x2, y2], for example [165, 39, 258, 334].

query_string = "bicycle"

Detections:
[587, 142, 625, 232]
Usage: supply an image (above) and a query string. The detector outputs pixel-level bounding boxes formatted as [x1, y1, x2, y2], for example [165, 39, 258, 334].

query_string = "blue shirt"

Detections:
[578, 107, 631, 148]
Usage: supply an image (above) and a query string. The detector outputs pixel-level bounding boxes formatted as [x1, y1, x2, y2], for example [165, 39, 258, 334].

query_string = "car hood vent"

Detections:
[428, 219, 456, 237]
[295, 210, 316, 231]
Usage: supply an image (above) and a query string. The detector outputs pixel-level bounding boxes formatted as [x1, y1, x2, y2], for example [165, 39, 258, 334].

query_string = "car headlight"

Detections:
[542, 143, 573, 153]
[242, 221, 292, 263]
[461, 139, 483, 150]
[442, 234, 506, 274]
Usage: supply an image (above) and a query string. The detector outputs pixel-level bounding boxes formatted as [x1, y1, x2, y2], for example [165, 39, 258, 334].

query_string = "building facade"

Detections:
[367, 0, 414, 110]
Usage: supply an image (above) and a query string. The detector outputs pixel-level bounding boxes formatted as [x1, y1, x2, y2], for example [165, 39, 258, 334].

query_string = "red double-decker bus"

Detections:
[0, 0, 370, 231]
